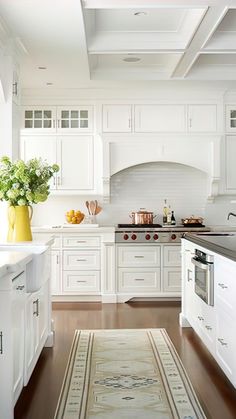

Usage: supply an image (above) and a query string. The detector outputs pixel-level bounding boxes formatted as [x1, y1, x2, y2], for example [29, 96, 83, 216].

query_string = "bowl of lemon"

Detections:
[65, 210, 85, 224]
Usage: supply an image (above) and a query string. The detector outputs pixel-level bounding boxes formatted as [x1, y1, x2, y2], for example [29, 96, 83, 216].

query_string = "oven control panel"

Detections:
[115, 231, 183, 243]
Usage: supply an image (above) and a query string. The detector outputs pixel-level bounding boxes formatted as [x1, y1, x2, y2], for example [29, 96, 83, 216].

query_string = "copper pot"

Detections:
[130, 209, 157, 225]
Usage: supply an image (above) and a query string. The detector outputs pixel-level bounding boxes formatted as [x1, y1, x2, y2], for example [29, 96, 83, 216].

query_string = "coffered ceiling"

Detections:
[0, 0, 236, 87]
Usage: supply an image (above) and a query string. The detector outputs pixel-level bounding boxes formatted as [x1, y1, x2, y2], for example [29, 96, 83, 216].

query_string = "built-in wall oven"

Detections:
[191, 249, 214, 306]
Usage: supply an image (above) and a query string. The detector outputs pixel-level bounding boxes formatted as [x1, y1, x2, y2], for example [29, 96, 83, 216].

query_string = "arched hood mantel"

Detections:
[101, 134, 222, 203]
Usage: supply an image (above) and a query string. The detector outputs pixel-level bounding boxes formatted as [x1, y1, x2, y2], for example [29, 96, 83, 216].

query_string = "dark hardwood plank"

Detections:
[14, 302, 236, 419]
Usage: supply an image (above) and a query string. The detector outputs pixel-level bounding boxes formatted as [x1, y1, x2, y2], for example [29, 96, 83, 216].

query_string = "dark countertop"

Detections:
[184, 232, 236, 262]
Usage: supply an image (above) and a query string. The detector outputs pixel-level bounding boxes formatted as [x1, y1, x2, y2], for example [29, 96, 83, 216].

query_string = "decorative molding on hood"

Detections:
[101, 134, 222, 203]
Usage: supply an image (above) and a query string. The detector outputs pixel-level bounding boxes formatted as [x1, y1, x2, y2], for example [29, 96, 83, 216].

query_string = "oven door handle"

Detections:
[191, 257, 211, 270]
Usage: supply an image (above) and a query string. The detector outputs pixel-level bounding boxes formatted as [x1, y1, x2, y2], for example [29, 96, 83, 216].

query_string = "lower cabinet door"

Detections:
[51, 250, 61, 295]
[215, 308, 236, 383]
[62, 271, 100, 294]
[24, 293, 39, 385]
[163, 267, 181, 293]
[118, 268, 161, 293]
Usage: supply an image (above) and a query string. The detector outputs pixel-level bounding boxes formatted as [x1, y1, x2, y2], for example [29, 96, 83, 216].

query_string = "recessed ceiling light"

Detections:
[38, 66, 47, 70]
[134, 11, 147, 16]
[46, 82, 53, 85]
[123, 57, 141, 63]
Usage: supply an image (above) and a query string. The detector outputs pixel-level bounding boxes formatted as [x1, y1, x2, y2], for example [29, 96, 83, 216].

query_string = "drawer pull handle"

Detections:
[218, 283, 228, 289]
[205, 325, 212, 331]
[187, 268, 192, 282]
[16, 285, 25, 290]
[76, 241, 86, 243]
[0, 332, 3, 354]
[197, 316, 204, 321]
[76, 259, 87, 262]
[77, 280, 87, 283]
[135, 278, 145, 281]
[134, 256, 144, 258]
[218, 338, 227, 346]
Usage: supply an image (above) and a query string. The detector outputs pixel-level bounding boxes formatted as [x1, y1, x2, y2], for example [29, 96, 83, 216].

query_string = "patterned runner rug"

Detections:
[54, 329, 207, 419]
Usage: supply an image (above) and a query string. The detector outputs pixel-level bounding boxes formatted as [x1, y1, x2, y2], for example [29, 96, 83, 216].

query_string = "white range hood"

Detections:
[101, 134, 222, 203]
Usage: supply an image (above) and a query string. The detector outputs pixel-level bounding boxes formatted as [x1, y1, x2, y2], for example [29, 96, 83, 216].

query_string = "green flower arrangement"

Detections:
[0, 156, 59, 206]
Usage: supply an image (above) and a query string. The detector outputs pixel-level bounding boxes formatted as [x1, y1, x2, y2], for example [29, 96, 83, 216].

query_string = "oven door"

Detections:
[191, 257, 214, 306]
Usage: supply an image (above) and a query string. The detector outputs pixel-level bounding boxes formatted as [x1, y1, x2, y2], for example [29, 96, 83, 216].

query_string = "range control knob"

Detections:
[153, 234, 159, 240]
[131, 234, 137, 240]
[171, 234, 177, 240]
[123, 234, 129, 240]
[145, 234, 151, 240]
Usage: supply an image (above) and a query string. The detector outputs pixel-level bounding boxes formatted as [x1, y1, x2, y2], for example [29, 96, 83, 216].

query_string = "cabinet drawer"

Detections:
[216, 308, 235, 381]
[63, 250, 100, 270]
[215, 257, 236, 316]
[63, 236, 100, 248]
[118, 246, 160, 267]
[163, 245, 181, 266]
[118, 268, 161, 292]
[62, 271, 100, 293]
[163, 267, 181, 292]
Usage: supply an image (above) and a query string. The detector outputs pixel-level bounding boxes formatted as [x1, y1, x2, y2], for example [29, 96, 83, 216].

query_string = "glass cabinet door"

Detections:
[226, 106, 236, 132]
[22, 107, 56, 132]
[57, 106, 93, 132]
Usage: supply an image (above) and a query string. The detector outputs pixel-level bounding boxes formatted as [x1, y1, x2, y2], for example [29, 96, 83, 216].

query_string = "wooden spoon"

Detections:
[89, 200, 96, 215]
[85, 201, 90, 215]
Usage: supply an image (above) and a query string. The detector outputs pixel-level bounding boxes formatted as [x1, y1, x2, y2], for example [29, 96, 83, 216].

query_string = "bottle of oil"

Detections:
[163, 199, 168, 225]
[167, 205, 172, 225]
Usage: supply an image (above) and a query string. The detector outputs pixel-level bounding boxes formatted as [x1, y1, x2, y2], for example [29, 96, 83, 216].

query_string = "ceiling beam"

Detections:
[171, 4, 228, 78]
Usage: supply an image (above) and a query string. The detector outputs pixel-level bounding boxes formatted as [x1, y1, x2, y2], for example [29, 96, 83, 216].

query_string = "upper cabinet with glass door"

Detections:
[21, 106, 93, 134]
[226, 106, 236, 132]
[56, 106, 93, 133]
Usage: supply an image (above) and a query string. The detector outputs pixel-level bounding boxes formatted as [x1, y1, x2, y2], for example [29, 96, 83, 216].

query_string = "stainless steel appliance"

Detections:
[115, 224, 210, 244]
[191, 249, 214, 306]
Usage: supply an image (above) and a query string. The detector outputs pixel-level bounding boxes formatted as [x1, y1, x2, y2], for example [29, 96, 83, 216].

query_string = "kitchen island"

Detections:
[180, 232, 236, 388]
[0, 238, 54, 419]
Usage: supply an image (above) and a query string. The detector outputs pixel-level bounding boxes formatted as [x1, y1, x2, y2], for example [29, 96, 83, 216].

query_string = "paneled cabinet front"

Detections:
[102, 105, 132, 132]
[61, 235, 101, 295]
[225, 136, 236, 192]
[22, 106, 93, 133]
[134, 105, 186, 132]
[21, 135, 94, 191]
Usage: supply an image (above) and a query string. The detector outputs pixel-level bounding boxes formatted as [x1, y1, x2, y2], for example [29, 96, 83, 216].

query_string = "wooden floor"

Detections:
[15, 302, 236, 419]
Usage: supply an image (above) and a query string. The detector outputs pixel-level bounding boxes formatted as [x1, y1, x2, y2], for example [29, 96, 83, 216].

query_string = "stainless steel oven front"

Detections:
[191, 249, 214, 306]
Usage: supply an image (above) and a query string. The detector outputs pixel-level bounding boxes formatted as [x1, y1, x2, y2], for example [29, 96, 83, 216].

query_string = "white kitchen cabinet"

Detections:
[22, 106, 93, 133]
[225, 136, 236, 191]
[215, 308, 235, 383]
[21, 135, 94, 191]
[51, 250, 61, 295]
[118, 268, 161, 293]
[181, 239, 236, 388]
[24, 281, 49, 385]
[163, 267, 181, 293]
[118, 246, 160, 267]
[163, 245, 181, 293]
[134, 105, 186, 132]
[102, 105, 132, 132]
[226, 105, 236, 132]
[61, 235, 101, 295]
[187, 105, 217, 132]
[22, 106, 57, 133]
[62, 271, 100, 294]
[0, 270, 26, 419]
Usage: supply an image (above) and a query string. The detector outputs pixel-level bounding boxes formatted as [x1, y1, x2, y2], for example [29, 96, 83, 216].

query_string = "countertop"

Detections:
[0, 237, 54, 246]
[184, 232, 236, 262]
[0, 251, 32, 278]
[32, 225, 115, 233]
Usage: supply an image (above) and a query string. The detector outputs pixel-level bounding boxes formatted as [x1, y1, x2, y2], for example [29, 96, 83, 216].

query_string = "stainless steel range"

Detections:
[115, 224, 210, 243]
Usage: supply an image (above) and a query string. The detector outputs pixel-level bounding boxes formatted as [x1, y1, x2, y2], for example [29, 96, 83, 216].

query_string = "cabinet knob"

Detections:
[205, 325, 212, 331]
[197, 316, 204, 321]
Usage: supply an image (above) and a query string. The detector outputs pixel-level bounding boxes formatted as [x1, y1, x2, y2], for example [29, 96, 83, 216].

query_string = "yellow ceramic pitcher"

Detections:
[7, 205, 33, 242]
